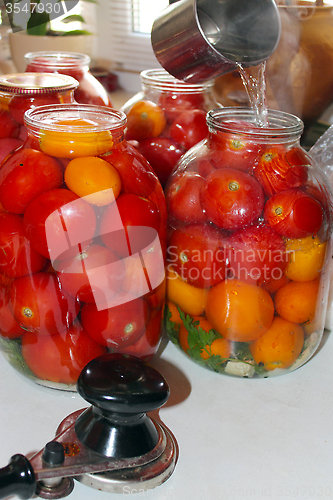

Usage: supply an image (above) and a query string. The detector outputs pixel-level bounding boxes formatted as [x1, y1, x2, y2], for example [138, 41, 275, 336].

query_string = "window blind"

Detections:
[96, 0, 168, 73]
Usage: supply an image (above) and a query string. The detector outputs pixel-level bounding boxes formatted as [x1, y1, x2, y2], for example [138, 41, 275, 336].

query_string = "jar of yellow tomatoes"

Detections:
[0, 72, 78, 163]
[0, 104, 167, 391]
[25, 51, 112, 107]
[121, 69, 219, 188]
[164, 107, 333, 378]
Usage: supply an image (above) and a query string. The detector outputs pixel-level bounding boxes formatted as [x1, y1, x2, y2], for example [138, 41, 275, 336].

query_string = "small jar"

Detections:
[164, 108, 333, 378]
[25, 51, 112, 107]
[121, 69, 220, 187]
[0, 72, 78, 163]
[0, 104, 167, 391]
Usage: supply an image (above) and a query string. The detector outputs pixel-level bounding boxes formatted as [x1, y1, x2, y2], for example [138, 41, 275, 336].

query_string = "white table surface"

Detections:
[0, 329, 333, 500]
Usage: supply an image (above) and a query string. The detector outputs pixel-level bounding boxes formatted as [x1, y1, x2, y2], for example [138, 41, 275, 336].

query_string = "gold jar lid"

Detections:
[0, 73, 79, 94]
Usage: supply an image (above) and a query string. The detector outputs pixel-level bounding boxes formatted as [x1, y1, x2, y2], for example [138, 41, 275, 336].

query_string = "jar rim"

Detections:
[140, 68, 215, 91]
[24, 51, 91, 68]
[24, 104, 127, 132]
[207, 107, 304, 138]
[0, 73, 79, 94]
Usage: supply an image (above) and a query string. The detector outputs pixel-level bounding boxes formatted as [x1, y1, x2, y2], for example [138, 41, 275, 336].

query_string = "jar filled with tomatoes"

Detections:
[164, 107, 333, 378]
[0, 104, 167, 391]
[24, 51, 112, 107]
[0, 72, 78, 164]
[121, 69, 220, 188]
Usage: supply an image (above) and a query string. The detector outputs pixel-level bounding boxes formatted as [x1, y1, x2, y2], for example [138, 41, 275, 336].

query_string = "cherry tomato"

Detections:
[200, 168, 265, 230]
[116, 309, 162, 360]
[254, 145, 308, 196]
[0, 286, 23, 339]
[170, 109, 208, 150]
[125, 100, 166, 141]
[56, 244, 125, 304]
[101, 141, 157, 197]
[166, 171, 207, 224]
[8, 94, 68, 125]
[208, 131, 262, 171]
[0, 109, 19, 139]
[136, 137, 185, 187]
[158, 91, 206, 122]
[0, 213, 46, 278]
[264, 188, 324, 238]
[81, 293, 149, 347]
[168, 223, 228, 288]
[23, 189, 97, 260]
[227, 224, 287, 285]
[100, 193, 160, 258]
[9, 272, 80, 335]
[0, 148, 64, 214]
[21, 320, 105, 385]
[0, 138, 22, 164]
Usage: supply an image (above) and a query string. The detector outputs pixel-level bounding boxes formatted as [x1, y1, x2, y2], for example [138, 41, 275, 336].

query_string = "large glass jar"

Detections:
[0, 104, 167, 391]
[24, 51, 112, 107]
[121, 69, 220, 188]
[164, 108, 333, 378]
[0, 72, 78, 163]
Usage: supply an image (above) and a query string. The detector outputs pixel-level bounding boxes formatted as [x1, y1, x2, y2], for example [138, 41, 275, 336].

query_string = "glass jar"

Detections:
[24, 51, 112, 107]
[164, 108, 333, 378]
[121, 69, 220, 188]
[0, 104, 167, 391]
[0, 72, 78, 163]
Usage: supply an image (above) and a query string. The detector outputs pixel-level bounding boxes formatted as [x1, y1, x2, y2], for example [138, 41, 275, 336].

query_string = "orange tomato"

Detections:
[250, 316, 304, 370]
[205, 278, 274, 342]
[274, 278, 320, 324]
[285, 235, 327, 282]
[65, 156, 121, 206]
[166, 267, 208, 316]
[165, 301, 183, 325]
[39, 119, 113, 158]
[126, 100, 166, 141]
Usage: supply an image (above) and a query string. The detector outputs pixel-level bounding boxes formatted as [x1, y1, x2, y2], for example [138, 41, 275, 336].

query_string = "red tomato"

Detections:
[81, 293, 149, 347]
[23, 189, 97, 260]
[8, 94, 68, 125]
[100, 193, 160, 258]
[264, 188, 324, 238]
[166, 171, 207, 224]
[227, 224, 287, 284]
[56, 244, 125, 304]
[201, 168, 265, 230]
[0, 286, 23, 339]
[254, 145, 308, 196]
[0, 148, 64, 214]
[125, 100, 166, 141]
[168, 223, 228, 288]
[0, 213, 46, 278]
[21, 320, 106, 385]
[208, 132, 262, 171]
[102, 141, 158, 197]
[9, 272, 80, 335]
[158, 91, 206, 122]
[116, 308, 162, 360]
[0, 138, 22, 164]
[170, 109, 208, 150]
[0, 109, 19, 139]
[136, 137, 185, 187]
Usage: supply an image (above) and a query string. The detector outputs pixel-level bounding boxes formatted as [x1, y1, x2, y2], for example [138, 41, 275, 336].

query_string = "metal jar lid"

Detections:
[0, 73, 79, 94]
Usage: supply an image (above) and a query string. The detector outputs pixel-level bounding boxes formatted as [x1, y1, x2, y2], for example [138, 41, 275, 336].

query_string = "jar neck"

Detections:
[207, 108, 304, 146]
[25, 52, 90, 73]
[24, 104, 126, 146]
[140, 69, 214, 95]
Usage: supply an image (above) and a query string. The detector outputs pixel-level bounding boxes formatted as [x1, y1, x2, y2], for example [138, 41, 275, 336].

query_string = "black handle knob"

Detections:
[75, 353, 170, 458]
[0, 454, 36, 500]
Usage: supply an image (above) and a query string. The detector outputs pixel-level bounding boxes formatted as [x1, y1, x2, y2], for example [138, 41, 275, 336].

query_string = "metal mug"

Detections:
[151, 0, 281, 84]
